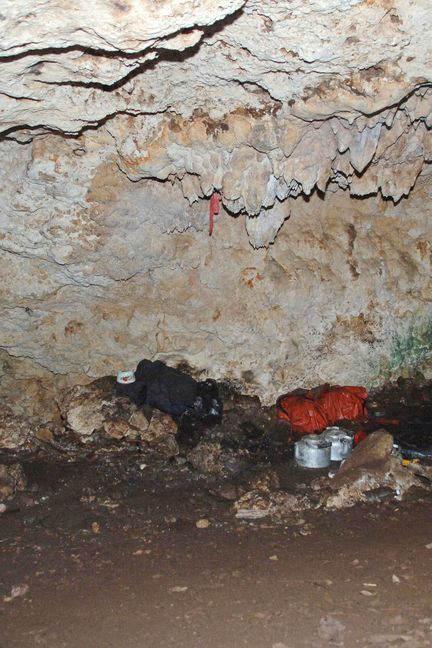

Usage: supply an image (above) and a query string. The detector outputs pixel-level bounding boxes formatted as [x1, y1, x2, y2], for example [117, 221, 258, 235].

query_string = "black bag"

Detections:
[177, 379, 223, 447]
[117, 360, 222, 424]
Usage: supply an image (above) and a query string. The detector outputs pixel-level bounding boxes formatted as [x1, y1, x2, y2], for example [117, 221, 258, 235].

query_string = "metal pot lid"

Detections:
[302, 434, 331, 448]
[324, 427, 353, 441]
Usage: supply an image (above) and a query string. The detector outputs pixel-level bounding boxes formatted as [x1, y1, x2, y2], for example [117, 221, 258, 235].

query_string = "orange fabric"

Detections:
[277, 385, 368, 436]
[277, 394, 328, 435]
[317, 385, 367, 424]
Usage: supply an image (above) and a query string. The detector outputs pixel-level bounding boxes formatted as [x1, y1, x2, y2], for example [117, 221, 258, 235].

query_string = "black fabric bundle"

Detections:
[117, 359, 222, 426]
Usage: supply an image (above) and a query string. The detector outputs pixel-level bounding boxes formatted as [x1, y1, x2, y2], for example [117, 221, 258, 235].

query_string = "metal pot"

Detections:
[324, 427, 353, 461]
[295, 434, 332, 468]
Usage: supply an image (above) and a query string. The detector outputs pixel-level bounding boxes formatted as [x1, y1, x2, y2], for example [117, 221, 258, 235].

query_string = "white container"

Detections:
[324, 427, 353, 461]
[116, 370, 136, 385]
[295, 434, 332, 469]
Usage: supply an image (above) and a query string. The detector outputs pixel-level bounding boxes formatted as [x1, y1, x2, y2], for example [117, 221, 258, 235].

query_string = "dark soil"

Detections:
[1, 454, 432, 648]
[2, 376, 432, 647]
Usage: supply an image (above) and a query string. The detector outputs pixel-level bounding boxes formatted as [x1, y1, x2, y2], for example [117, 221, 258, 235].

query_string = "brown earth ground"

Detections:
[1, 457, 432, 648]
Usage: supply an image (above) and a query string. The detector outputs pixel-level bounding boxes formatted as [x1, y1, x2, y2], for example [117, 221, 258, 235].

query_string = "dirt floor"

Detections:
[2, 456, 432, 648]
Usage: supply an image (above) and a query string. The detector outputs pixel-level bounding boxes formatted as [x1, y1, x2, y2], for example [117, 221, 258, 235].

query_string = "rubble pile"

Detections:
[1, 372, 432, 522]
[322, 430, 424, 510]
[53, 377, 179, 459]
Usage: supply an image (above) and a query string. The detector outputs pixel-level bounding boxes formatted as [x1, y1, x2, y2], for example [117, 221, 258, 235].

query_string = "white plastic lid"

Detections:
[116, 370, 136, 384]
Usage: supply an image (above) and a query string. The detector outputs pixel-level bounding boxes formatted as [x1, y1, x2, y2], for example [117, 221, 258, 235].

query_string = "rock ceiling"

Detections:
[1, 0, 431, 247]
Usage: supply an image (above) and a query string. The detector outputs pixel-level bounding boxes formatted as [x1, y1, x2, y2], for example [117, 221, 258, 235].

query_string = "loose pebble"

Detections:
[91, 521, 100, 535]
[4, 584, 29, 602]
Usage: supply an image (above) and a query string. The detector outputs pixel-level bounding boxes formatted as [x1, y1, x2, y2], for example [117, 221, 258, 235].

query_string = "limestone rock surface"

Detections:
[1, 0, 432, 216]
[1, 0, 432, 424]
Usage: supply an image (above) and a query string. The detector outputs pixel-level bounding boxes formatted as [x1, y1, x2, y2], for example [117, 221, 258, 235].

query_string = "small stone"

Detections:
[104, 418, 137, 440]
[392, 574, 401, 584]
[91, 521, 100, 534]
[196, 518, 210, 529]
[0, 408, 32, 449]
[360, 590, 375, 597]
[318, 616, 346, 641]
[145, 411, 178, 440]
[35, 426, 54, 443]
[21, 495, 35, 507]
[269, 555, 278, 561]
[4, 584, 29, 602]
[169, 586, 188, 593]
[212, 484, 238, 501]
[128, 409, 150, 432]
[425, 542, 432, 550]
[0, 463, 27, 503]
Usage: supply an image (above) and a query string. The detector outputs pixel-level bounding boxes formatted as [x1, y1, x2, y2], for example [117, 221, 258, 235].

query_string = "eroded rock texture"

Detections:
[1, 0, 432, 419]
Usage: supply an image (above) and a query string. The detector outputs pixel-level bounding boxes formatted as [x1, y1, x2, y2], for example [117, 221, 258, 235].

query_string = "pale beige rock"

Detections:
[34, 427, 55, 443]
[234, 489, 309, 520]
[246, 471, 280, 492]
[60, 378, 145, 444]
[104, 418, 138, 440]
[128, 410, 150, 432]
[63, 388, 107, 440]
[141, 411, 179, 458]
[0, 463, 27, 502]
[326, 456, 422, 509]
[144, 411, 178, 442]
[187, 442, 249, 475]
[0, 407, 32, 449]
[338, 431, 394, 474]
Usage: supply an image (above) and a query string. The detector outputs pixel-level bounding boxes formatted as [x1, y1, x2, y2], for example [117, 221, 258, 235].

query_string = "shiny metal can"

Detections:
[324, 427, 354, 461]
[295, 434, 332, 468]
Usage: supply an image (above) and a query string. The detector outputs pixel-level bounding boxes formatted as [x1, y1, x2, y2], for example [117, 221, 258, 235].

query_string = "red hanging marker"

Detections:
[209, 191, 220, 236]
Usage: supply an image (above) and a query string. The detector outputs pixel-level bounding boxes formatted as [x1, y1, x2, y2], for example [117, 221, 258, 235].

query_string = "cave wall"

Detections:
[1, 131, 432, 419]
[1, 0, 432, 419]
